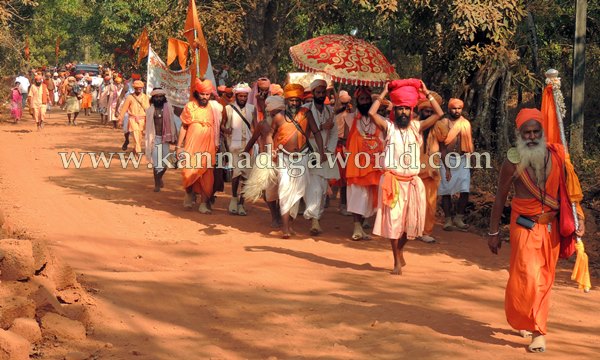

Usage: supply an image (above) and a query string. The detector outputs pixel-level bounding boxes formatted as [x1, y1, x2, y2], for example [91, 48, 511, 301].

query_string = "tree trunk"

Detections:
[570, 0, 586, 158]
[243, 0, 283, 82]
[468, 62, 511, 154]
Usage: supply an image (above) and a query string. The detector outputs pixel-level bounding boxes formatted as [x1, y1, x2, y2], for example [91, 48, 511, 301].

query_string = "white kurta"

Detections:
[226, 103, 256, 178]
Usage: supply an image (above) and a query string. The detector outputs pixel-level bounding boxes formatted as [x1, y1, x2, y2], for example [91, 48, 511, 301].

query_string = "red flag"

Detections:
[132, 28, 150, 65]
[184, 0, 209, 79]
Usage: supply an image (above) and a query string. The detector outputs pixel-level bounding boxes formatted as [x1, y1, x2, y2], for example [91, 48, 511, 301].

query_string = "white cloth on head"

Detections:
[278, 151, 309, 219]
[233, 83, 251, 94]
[347, 184, 378, 217]
[265, 96, 285, 112]
[438, 154, 470, 195]
[310, 79, 327, 91]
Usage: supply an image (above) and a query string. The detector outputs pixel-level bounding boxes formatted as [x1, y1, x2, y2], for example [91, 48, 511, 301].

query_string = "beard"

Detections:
[357, 102, 372, 116]
[313, 96, 325, 105]
[394, 113, 410, 128]
[193, 92, 208, 106]
[287, 104, 300, 116]
[450, 112, 462, 120]
[151, 98, 167, 107]
[516, 132, 548, 186]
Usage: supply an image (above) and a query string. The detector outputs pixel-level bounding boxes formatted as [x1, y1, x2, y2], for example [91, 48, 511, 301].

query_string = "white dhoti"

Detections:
[347, 184, 377, 218]
[278, 152, 308, 219]
[438, 154, 470, 196]
[303, 169, 328, 220]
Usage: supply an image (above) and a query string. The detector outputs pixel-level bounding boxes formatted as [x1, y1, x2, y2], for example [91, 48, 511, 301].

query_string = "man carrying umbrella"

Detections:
[487, 108, 585, 353]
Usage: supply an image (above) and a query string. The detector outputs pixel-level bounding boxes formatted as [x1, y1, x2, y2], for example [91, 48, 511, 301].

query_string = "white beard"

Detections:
[516, 133, 548, 186]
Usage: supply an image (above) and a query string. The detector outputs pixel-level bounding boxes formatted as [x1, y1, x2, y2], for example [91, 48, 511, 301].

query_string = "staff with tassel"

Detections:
[544, 69, 591, 293]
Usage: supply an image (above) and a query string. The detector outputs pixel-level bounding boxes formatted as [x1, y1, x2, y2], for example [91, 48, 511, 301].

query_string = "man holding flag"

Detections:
[487, 108, 586, 353]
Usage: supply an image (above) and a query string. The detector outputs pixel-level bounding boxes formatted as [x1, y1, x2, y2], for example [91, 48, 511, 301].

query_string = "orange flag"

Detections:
[183, 0, 209, 79]
[540, 85, 561, 145]
[167, 38, 189, 70]
[133, 28, 150, 65]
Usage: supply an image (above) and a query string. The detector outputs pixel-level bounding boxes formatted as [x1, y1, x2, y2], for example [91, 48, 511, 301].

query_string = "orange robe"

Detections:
[274, 108, 309, 150]
[505, 144, 564, 335]
[430, 117, 474, 153]
[420, 127, 442, 235]
[119, 93, 150, 153]
[180, 102, 217, 198]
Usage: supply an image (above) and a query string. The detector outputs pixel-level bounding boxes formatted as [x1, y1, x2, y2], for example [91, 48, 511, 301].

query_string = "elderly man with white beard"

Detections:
[487, 108, 585, 353]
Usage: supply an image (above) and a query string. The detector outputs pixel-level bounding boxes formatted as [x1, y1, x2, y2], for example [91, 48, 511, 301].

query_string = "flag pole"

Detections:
[194, 30, 200, 79]
[545, 68, 590, 292]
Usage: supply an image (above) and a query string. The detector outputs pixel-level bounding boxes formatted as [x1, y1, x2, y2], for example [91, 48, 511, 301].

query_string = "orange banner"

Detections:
[133, 28, 150, 65]
[184, 0, 209, 79]
[167, 38, 189, 70]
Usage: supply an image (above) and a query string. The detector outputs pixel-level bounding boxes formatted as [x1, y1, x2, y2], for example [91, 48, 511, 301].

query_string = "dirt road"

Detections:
[0, 109, 598, 359]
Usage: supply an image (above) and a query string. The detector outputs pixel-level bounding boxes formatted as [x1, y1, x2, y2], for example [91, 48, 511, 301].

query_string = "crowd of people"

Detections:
[10, 66, 587, 353]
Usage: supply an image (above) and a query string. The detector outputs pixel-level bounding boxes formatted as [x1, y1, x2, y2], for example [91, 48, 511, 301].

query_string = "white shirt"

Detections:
[15, 76, 30, 94]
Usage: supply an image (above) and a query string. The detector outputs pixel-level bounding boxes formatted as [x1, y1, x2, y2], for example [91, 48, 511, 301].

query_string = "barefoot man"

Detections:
[343, 86, 384, 240]
[27, 74, 49, 130]
[270, 83, 325, 238]
[433, 98, 474, 231]
[487, 108, 585, 353]
[176, 79, 223, 214]
[369, 79, 443, 275]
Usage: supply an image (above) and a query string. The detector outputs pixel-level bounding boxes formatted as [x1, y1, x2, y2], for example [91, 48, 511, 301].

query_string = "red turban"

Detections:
[104, 75, 111, 81]
[448, 98, 464, 109]
[516, 108, 543, 129]
[194, 79, 213, 94]
[284, 83, 304, 99]
[416, 91, 443, 111]
[131, 73, 141, 80]
[389, 79, 424, 108]
[354, 86, 372, 99]
[217, 85, 226, 92]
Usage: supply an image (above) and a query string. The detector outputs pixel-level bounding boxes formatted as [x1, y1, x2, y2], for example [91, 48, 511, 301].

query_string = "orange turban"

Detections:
[389, 79, 423, 108]
[270, 84, 284, 96]
[217, 85, 226, 92]
[516, 108, 543, 129]
[75, 74, 84, 79]
[448, 98, 464, 109]
[416, 91, 443, 111]
[133, 80, 144, 88]
[194, 79, 213, 94]
[131, 73, 141, 80]
[104, 75, 111, 81]
[224, 87, 233, 95]
[257, 77, 271, 89]
[114, 77, 123, 84]
[284, 83, 304, 99]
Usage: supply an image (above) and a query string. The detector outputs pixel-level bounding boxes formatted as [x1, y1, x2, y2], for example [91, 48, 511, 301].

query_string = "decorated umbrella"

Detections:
[542, 69, 591, 292]
[289, 34, 398, 87]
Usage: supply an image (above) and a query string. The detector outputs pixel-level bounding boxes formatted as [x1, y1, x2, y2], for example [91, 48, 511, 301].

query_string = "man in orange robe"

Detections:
[430, 98, 474, 231]
[369, 80, 443, 275]
[270, 83, 325, 238]
[28, 74, 49, 130]
[487, 108, 585, 352]
[416, 92, 444, 243]
[344, 86, 384, 240]
[118, 80, 150, 154]
[176, 79, 223, 214]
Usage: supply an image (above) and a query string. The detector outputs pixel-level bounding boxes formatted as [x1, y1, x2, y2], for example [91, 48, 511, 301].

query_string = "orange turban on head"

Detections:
[217, 85, 226, 92]
[194, 79, 213, 94]
[417, 91, 443, 111]
[448, 98, 464, 109]
[131, 73, 141, 80]
[389, 79, 424, 108]
[133, 80, 144, 88]
[270, 84, 284, 96]
[257, 77, 271, 90]
[516, 108, 543, 130]
[284, 83, 304, 99]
